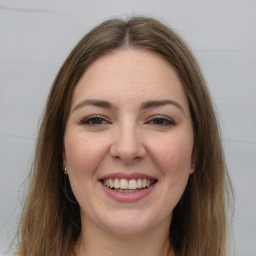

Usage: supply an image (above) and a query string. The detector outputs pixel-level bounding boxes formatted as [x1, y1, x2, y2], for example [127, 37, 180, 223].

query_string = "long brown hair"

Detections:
[16, 17, 233, 256]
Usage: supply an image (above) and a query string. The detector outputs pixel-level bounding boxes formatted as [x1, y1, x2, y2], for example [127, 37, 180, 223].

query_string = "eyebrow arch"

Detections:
[140, 100, 184, 113]
[72, 99, 114, 112]
[72, 99, 184, 113]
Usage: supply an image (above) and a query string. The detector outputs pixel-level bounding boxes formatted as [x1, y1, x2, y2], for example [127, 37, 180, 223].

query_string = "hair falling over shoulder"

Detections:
[15, 16, 233, 256]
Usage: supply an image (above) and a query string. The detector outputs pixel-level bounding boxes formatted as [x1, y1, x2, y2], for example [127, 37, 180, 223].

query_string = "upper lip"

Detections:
[98, 172, 158, 181]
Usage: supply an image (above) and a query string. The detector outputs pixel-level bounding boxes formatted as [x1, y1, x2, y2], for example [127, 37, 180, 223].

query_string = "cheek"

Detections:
[152, 136, 193, 212]
[64, 135, 109, 206]
[152, 135, 193, 174]
[64, 134, 108, 177]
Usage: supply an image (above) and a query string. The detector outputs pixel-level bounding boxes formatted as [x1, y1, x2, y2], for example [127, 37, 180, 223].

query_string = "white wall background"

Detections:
[0, 0, 255, 255]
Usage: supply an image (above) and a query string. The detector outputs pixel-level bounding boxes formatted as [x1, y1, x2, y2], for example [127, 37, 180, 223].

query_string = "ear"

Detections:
[62, 150, 67, 169]
[189, 159, 195, 174]
[189, 152, 197, 174]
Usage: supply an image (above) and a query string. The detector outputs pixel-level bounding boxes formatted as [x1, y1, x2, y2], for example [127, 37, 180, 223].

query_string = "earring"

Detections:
[63, 167, 68, 174]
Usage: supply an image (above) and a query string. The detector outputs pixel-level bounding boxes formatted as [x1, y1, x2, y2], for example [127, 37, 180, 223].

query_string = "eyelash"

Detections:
[80, 115, 110, 126]
[147, 116, 176, 126]
[80, 115, 175, 127]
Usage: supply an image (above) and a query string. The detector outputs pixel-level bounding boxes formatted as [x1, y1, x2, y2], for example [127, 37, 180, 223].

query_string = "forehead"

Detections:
[71, 48, 189, 110]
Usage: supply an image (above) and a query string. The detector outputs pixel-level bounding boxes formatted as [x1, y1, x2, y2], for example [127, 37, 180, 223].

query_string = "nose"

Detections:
[110, 124, 146, 163]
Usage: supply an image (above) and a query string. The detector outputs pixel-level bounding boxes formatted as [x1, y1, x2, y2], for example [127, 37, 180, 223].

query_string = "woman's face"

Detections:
[63, 49, 194, 236]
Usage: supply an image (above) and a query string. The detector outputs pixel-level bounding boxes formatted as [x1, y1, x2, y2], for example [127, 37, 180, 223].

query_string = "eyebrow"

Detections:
[72, 99, 114, 112]
[72, 99, 184, 113]
[140, 100, 184, 113]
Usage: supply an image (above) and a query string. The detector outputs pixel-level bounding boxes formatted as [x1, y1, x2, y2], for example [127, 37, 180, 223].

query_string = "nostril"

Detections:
[110, 144, 146, 162]
[109, 130, 146, 162]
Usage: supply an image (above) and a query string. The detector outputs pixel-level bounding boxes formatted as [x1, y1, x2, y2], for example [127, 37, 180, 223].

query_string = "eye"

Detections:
[147, 116, 176, 126]
[80, 115, 110, 126]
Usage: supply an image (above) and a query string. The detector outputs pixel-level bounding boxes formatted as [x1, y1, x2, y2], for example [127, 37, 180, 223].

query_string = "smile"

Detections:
[102, 178, 156, 193]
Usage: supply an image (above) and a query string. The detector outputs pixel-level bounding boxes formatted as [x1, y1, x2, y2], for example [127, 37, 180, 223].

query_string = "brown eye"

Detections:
[149, 117, 175, 126]
[81, 116, 109, 126]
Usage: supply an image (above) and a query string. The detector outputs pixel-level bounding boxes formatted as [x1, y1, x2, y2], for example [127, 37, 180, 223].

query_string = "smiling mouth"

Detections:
[101, 178, 157, 193]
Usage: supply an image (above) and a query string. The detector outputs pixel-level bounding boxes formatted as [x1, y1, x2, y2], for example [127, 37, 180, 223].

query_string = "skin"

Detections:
[63, 48, 194, 256]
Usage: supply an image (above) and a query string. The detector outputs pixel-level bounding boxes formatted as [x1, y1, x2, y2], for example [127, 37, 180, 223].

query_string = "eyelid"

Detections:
[145, 115, 176, 125]
[80, 115, 112, 125]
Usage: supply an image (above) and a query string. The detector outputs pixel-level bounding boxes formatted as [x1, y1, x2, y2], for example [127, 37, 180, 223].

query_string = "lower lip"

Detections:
[101, 182, 156, 203]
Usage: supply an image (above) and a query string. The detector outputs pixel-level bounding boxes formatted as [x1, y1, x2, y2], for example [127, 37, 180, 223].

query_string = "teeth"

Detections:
[120, 179, 128, 189]
[142, 179, 147, 188]
[129, 179, 137, 189]
[102, 178, 154, 190]
[114, 178, 119, 189]
[109, 179, 114, 188]
[137, 179, 142, 188]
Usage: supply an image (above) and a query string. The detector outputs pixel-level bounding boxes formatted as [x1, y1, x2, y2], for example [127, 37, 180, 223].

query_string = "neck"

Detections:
[75, 217, 175, 256]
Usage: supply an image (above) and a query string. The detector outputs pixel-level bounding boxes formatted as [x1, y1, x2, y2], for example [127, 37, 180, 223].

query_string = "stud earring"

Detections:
[63, 167, 68, 174]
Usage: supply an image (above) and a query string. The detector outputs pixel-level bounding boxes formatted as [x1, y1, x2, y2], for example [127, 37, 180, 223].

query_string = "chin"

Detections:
[105, 222, 149, 237]
[99, 210, 158, 237]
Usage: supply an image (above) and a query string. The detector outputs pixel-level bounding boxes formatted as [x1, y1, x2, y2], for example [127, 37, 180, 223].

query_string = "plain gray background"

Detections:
[0, 0, 255, 255]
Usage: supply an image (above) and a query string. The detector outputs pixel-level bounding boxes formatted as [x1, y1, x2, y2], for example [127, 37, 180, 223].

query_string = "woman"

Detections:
[15, 17, 233, 256]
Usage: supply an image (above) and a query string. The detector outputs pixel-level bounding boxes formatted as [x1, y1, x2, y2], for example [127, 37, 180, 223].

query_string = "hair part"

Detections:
[16, 16, 233, 256]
